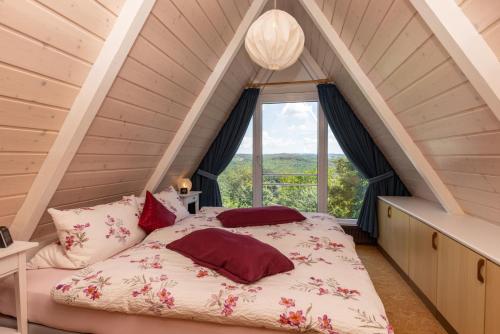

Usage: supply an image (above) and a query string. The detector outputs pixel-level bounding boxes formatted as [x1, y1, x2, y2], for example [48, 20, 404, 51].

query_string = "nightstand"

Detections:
[178, 191, 202, 214]
[0, 241, 38, 334]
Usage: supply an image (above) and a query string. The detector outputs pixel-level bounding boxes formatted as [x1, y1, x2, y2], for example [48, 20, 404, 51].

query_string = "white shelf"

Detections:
[379, 196, 500, 266]
[0, 242, 37, 259]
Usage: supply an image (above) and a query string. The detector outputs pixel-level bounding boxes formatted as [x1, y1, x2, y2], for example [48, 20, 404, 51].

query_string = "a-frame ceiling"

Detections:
[1, 0, 499, 241]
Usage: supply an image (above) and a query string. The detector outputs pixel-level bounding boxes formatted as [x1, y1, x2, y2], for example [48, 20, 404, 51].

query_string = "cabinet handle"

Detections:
[477, 259, 485, 284]
[387, 206, 392, 218]
[431, 232, 438, 250]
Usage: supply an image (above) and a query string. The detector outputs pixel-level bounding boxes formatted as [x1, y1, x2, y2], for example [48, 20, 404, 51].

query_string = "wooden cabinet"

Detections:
[378, 198, 500, 334]
[377, 200, 391, 253]
[390, 207, 410, 274]
[377, 201, 410, 274]
[409, 217, 438, 305]
[485, 261, 500, 334]
[437, 234, 486, 334]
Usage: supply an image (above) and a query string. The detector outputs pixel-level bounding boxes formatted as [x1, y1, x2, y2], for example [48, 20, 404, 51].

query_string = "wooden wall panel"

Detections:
[31, 0, 250, 239]
[460, 0, 500, 59]
[0, 0, 124, 230]
[159, 49, 259, 190]
[310, 0, 500, 224]
[293, 1, 439, 204]
[8, 0, 499, 238]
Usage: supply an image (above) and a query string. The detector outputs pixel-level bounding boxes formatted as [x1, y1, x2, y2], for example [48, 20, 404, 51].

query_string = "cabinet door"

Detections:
[377, 201, 391, 253]
[485, 261, 500, 334]
[409, 217, 438, 305]
[437, 235, 486, 334]
[390, 207, 410, 274]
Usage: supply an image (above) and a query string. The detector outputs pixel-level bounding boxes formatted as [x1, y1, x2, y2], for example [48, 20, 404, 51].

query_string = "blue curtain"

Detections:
[191, 88, 260, 207]
[317, 84, 410, 238]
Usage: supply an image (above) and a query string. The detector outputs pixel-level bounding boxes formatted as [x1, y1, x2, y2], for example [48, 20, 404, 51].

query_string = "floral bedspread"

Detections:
[51, 208, 392, 334]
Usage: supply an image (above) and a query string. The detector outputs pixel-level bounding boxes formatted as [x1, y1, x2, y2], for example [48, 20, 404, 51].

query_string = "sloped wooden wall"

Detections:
[460, 0, 500, 59]
[159, 51, 319, 189]
[0, 0, 125, 229]
[31, 0, 253, 239]
[306, 0, 500, 224]
[160, 1, 439, 209]
[259, 57, 318, 100]
[2, 0, 499, 240]
[293, 1, 439, 203]
[159, 48, 260, 189]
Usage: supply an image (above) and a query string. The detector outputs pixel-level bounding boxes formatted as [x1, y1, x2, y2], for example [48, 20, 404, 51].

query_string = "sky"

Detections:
[236, 102, 344, 155]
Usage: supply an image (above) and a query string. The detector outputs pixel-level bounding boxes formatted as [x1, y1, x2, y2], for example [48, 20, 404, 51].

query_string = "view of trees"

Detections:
[327, 156, 367, 218]
[219, 154, 367, 218]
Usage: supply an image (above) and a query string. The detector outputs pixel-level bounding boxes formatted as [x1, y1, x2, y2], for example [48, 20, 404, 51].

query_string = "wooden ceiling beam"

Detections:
[142, 0, 268, 195]
[299, 0, 464, 215]
[10, 0, 156, 240]
[409, 0, 500, 120]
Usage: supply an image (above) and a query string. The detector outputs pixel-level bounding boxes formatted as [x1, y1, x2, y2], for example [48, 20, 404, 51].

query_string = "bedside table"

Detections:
[178, 191, 202, 214]
[0, 241, 38, 334]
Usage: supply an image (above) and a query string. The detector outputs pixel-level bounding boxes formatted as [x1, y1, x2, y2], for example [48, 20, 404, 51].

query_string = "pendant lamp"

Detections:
[245, 9, 305, 71]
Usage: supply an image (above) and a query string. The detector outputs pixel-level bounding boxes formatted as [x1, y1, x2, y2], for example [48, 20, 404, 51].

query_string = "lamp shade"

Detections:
[245, 9, 304, 71]
[178, 178, 192, 192]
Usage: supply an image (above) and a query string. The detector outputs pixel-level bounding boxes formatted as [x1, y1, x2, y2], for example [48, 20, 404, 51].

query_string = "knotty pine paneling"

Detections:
[0, 0, 123, 229]
[32, 0, 250, 239]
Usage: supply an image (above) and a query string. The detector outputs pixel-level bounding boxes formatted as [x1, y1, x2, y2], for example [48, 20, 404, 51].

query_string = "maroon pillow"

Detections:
[166, 228, 294, 283]
[216, 206, 306, 228]
[138, 191, 176, 234]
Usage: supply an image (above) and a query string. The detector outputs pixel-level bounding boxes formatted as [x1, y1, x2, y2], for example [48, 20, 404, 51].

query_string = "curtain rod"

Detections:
[246, 78, 332, 88]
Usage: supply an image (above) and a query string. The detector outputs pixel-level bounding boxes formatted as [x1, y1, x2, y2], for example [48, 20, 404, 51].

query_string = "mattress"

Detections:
[0, 208, 390, 334]
[0, 268, 284, 334]
[49, 208, 390, 334]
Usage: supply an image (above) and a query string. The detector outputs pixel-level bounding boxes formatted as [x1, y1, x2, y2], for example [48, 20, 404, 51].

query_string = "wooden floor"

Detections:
[357, 245, 448, 334]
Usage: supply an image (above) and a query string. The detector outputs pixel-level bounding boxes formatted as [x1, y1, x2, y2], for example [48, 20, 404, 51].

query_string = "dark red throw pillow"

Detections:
[138, 191, 176, 234]
[166, 228, 294, 284]
[216, 206, 306, 228]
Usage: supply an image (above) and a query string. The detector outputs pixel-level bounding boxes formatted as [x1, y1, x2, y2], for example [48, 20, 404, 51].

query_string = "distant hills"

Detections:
[230, 153, 347, 174]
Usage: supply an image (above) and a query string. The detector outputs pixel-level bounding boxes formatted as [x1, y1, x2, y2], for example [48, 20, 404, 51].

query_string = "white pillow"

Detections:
[135, 186, 190, 222]
[49, 198, 145, 268]
[28, 242, 79, 269]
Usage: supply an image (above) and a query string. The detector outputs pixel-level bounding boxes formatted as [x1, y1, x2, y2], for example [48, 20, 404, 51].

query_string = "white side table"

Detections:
[178, 191, 202, 214]
[0, 241, 38, 334]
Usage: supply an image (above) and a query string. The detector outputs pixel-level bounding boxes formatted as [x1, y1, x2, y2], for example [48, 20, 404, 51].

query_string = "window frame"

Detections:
[252, 93, 328, 213]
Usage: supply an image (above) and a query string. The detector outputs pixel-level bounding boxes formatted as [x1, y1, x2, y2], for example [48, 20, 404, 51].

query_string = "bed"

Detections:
[0, 207, 391, 334]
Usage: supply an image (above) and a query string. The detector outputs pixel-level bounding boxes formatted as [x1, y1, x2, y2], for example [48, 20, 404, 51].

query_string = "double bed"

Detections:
[0, 208, 391, 334]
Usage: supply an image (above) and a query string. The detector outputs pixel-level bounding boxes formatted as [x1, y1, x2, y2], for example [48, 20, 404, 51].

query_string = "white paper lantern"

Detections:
[245, 9, 305, 71]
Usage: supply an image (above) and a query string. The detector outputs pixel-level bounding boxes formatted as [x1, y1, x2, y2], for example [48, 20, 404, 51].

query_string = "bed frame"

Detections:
[0, 315, 81, 334]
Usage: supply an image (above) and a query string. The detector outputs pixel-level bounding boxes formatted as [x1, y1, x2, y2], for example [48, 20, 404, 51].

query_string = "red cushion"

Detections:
[138, 191, 176, 234]
[166, 228, 294, 283]
[216, 206, 306, 228]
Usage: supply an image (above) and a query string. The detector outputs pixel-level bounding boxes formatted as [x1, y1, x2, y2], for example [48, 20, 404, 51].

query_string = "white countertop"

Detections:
[379, 196, 500, 266]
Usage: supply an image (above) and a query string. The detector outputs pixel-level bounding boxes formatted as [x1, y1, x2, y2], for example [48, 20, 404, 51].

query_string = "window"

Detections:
[219, 118, 253, 208]
[219, 97, 366, 217]
[327, 129, 368, 218]
[261, 102, 318, 212]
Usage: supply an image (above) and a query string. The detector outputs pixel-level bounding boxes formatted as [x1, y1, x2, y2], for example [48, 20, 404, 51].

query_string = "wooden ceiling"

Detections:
[0, 0, 499, 241]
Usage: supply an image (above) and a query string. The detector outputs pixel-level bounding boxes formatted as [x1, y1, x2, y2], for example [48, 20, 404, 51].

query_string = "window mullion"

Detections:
[252, 100, 263, 207]
[318, 103, 328, 213]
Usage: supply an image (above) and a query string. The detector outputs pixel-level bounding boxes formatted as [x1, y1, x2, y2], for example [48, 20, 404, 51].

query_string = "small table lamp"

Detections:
[178, 178, 192, 194]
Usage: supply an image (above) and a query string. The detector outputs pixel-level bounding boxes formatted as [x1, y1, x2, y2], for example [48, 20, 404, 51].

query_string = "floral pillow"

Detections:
[28, 242, 80, 269]
[134, 186, 190, 222]
[48, 198, 145, 268]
